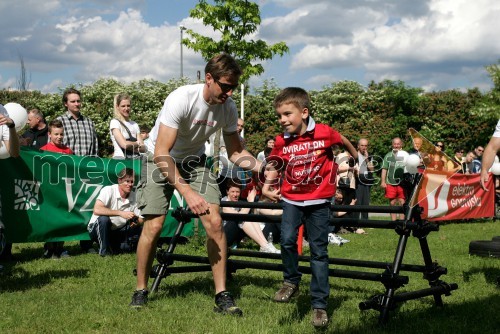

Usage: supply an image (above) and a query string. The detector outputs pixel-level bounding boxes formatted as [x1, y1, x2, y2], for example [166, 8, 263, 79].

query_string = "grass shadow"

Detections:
[463, 266, 500, 286]
[340, 293, 500, 333]
[0, 267, 89, 292]
[153, 276, 218, 301]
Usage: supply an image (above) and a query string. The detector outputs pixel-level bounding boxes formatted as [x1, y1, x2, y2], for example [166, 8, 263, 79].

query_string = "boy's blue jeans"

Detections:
[280, 201, 330, 310]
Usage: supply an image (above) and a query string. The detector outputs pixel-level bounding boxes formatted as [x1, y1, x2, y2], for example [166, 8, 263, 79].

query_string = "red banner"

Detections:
[415, 171, 495, 221]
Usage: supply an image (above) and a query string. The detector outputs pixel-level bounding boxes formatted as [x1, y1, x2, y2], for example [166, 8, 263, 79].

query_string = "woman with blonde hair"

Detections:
[109, 93, 146, 159]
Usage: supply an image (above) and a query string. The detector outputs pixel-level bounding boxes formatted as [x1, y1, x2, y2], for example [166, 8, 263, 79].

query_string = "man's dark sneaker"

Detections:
[129, 289, 148, 308]
[274, 282, 299, 302]
[311, 308, 329, 328]
[214, 291, 243, 316]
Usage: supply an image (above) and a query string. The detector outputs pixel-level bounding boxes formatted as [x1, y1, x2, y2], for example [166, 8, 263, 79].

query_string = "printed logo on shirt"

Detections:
[14, 179, 41, 210]
[192, 119, 217, 127]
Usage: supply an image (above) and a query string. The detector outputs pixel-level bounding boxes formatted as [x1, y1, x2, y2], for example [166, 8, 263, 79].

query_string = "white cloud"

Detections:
[0, 75, 17, 91]
[267, 0, 500, 91]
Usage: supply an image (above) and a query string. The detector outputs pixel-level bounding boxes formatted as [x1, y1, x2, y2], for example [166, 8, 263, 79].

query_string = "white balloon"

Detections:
[0, 141, 10, 159]
[406, 154, 421, 169]
[490, 162, 500, 176]
[406, 165, 419, 175]
[4, 102, 28, 132]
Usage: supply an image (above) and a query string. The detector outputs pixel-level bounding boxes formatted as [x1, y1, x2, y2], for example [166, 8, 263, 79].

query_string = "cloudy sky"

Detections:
[1, 0, 499, 93]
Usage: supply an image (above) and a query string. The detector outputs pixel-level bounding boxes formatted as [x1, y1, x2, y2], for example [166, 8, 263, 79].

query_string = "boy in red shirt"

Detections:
[40, 119, 73, 258]
[40, 119, 73, 154]
[263, 87, 357, 328]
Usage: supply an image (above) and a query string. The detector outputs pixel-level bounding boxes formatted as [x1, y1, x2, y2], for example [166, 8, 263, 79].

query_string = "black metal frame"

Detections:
[148, 173, 458, 324]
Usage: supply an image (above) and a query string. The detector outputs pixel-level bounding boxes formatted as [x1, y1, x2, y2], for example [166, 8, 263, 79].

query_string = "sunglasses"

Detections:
[436, 144, 444, 148]
[214, 78, 238, 93]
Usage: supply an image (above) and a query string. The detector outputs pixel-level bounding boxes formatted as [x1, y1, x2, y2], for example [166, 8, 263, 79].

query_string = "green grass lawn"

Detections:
[1, 220, 499, 334]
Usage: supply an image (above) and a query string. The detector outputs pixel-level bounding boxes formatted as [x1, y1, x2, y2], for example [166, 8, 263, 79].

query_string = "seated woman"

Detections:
[335, 150, 365, 234]
[222, 179, 280, 254]
[328, 188, 353, 245]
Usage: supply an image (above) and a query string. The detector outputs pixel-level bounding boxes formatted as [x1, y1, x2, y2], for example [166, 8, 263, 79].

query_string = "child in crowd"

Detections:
[263, 87, 357, 328]
[40, 119, 74, 258]
[222, 179, 280, 254]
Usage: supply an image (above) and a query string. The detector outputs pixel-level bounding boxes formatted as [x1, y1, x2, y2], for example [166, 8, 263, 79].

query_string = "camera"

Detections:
[127, 216, 139, 225]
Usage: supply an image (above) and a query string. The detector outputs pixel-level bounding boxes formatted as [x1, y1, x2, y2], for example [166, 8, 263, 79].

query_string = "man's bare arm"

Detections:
[480, 135, 500, 190]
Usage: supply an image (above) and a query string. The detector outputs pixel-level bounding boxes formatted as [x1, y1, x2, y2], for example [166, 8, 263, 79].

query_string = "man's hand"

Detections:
[183, 189, 210, 215]
[119, 211, 136, 220]
[480, 170, 490, 191]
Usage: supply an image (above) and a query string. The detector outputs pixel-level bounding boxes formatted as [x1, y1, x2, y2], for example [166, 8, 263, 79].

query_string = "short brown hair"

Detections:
[62, 87, 81, 105]
[226, 178, 242, 190]
[117, 167, 135, 180]
[273, 87, 310, 110]
[48, 119, 64, 132]
[205, 53, 242, 80]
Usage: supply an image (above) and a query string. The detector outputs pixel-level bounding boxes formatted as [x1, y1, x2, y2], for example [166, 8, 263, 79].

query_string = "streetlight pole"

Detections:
[180, 25, 186, 78]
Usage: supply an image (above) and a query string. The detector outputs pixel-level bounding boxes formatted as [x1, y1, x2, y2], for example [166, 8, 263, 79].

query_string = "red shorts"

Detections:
[385, 184, 405, 200]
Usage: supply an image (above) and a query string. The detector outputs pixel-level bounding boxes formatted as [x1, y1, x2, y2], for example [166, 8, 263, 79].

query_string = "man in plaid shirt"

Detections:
[56, 88, 99, 253]
[56, 88, 98, 157]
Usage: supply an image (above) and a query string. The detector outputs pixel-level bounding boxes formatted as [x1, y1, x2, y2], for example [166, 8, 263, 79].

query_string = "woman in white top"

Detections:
[109, 93, 146, 159]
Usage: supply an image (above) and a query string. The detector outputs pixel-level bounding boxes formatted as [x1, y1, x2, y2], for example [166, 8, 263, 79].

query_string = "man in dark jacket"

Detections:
[20, 109, 48, 149]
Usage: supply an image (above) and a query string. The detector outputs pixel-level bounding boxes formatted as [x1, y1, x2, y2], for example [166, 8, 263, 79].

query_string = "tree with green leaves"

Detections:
[471, 59, 500, 124]
[183, 0, 289, 83]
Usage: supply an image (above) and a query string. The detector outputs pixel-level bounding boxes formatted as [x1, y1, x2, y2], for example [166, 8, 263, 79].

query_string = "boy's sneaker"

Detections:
[273, 282, 299, 303]
[328, 233, 348, 246]
[129, 289, 148, 308]
[260, 242, 281, 254]
[311, 308, 329, 328]
[214, 291, 243, 316]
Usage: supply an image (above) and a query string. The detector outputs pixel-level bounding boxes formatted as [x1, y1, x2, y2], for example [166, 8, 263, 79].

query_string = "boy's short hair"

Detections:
[226, 178, 242, 190]
[140, 125, 150, 133]
[273, 87, 310, 111]
[48, 119, 64, 132]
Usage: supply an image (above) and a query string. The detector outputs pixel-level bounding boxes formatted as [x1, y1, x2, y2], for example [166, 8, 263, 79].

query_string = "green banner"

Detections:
[0, 148, 194, 243]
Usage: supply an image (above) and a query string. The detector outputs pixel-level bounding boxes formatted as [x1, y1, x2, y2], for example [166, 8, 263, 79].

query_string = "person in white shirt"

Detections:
[88, 168, 142, 256]
[0, 105, 20, 261]
[130, 53, 262, 314]
[256, 136, 275, 161]
[481, 119, 500, 190]
[0, 105, 20, 158]
[109, 93, 146, 159]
